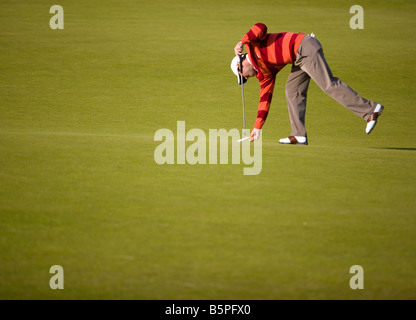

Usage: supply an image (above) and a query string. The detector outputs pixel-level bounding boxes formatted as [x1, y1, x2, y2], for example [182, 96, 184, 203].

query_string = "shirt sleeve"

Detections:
[241, 23, 268, 44]
[254, 76, 275, 129]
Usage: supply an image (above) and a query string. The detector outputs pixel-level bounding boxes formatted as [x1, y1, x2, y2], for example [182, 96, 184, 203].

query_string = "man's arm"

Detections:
[254, 77, 275, 129]
[234, 23, 267, 56]
[241, 23, 268, 44]
[250, 77, 275, 141]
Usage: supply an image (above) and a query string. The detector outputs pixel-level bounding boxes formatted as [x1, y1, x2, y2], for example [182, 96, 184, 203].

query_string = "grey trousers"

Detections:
[285, 35, 378, 137]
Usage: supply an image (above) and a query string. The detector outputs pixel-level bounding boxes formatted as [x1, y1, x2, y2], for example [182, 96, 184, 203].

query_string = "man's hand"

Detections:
[250, 128, 261, 142]
[234, 41, 244, 56]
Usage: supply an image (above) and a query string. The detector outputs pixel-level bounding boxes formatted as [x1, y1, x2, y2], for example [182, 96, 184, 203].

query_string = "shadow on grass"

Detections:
[375, 147, 416, 151]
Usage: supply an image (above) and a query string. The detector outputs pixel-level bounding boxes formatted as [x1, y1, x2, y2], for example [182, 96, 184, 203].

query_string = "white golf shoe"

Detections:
[279, 136, 308, 145]
[366, 104, 384, 134]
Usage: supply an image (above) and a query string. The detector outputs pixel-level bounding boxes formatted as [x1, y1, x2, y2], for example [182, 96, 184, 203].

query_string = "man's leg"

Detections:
[296, 37, 377, 120]
[285, 65, 311, 137]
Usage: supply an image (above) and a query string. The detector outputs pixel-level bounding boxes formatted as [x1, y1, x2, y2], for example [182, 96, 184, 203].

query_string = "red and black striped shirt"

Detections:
[241, 23, 305, 129]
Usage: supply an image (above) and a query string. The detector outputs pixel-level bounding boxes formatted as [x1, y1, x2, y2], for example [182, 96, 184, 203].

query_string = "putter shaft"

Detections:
[240, 56, 246, 138]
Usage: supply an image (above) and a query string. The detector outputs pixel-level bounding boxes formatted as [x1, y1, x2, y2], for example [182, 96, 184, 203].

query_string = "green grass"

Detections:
[1, 0, 415, 299]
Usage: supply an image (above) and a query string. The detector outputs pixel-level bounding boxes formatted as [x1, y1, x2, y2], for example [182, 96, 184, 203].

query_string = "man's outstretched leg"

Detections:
[295, 36, 384, 134]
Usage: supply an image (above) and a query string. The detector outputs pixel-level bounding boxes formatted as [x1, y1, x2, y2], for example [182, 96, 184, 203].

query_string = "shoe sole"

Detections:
[279, 142, 308, 145]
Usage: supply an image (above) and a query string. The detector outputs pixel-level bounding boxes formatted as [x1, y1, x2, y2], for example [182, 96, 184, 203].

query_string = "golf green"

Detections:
[1, 0, 415, 299]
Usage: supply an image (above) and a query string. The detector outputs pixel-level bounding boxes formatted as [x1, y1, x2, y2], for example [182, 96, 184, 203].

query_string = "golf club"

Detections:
[237, 54, 249, 143]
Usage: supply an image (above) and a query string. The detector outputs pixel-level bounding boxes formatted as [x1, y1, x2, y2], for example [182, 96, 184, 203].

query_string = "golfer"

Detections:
[231, 23, 384, 144]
